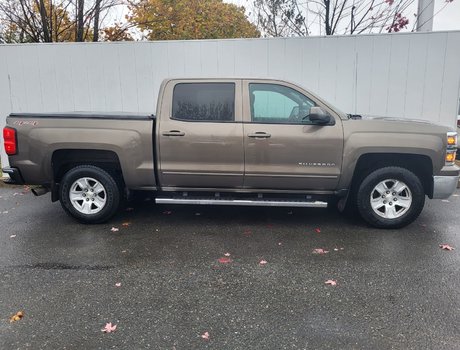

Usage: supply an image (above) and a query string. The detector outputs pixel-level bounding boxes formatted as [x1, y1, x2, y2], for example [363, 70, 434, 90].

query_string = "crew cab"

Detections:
[2, 78, 459, 228]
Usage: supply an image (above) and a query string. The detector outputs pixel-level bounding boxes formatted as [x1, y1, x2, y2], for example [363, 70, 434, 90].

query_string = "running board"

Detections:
[155, 198, 328, 208]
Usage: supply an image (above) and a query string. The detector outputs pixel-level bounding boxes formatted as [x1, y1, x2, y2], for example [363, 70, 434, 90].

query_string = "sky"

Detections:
[225, 0, 460, 33]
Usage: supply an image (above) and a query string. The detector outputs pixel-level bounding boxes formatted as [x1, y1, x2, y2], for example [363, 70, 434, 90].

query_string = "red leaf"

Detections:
[218, 257, 232, 264]
[314, 228, 321, 233]
[325, 279, 337, 286]
[101, 322, 117, 333]
[439, 244, 455, 251]
[122, 222, 130, 227]
[201, 331, 210, 340]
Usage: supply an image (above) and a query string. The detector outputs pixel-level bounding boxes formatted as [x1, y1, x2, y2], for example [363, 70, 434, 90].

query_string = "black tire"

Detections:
[59, 165, 120, 224]
[356, 166, 425, 229]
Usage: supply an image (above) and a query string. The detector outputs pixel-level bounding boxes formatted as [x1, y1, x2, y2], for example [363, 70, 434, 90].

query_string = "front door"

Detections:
[242, 80, 344, 190]
[158, 80, 244, 189]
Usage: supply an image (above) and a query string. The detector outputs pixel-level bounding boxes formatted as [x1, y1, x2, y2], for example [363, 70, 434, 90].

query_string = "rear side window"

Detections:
[172, 83, 235, 122]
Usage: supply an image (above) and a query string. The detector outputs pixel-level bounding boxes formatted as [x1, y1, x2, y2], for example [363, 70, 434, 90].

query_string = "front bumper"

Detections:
[432, 175, 459, 199]
[2, 167, 25, 185]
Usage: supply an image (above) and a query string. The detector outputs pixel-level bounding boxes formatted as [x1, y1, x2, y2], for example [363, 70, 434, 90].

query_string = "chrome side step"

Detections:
[155, 198, 328, 208]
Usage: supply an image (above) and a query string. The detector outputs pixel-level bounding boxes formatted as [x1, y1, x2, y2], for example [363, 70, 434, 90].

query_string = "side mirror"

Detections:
[308, 107, 332, 125]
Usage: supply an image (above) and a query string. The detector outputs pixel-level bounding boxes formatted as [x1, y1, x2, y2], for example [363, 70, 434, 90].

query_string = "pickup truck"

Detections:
[2, 78, 459, 229]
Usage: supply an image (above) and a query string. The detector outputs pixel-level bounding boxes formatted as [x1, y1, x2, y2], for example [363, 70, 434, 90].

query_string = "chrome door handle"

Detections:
[162, 130, 185, 136]
[248, 132, 271, 139]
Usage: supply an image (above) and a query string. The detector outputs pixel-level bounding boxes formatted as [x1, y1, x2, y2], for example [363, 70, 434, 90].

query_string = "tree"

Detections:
[0, 0, 122, 43]
[126, 0, 260, 40]
[251, 0, 451, 36]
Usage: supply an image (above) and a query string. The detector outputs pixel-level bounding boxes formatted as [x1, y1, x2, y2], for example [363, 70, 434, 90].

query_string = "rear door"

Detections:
[242, 80, 344, 190]
[158, 79, 244, 189]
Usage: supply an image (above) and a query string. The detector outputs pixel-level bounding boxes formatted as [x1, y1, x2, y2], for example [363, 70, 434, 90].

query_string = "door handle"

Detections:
[162, 130, 185, 137]
[248, 132, 271, 139]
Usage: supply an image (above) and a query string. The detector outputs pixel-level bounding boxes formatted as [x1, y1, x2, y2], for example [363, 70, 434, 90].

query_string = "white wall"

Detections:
[1, 31, 460, 168]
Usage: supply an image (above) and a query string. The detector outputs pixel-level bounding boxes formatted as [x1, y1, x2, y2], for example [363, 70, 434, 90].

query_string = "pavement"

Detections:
[0, 187, 459, 350]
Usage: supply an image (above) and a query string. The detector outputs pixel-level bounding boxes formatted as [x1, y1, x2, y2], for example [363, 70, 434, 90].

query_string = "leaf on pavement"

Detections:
[115, 282, 121, 287]
[9, 311, 24, 323]
[325, 279, 337, 286]
[259, 259, 268, 265]
[201, 331, 210, 340]
[122, 222, 130, 227]
[10, 235, 16, 238]
[312, 248, 329, 255]
[439, 244, 455, 251]
[101, 322, 117, 333]
[110, 227, 119, 232]
[224, 252, 231, 257]
[243, 229, 252, 236]
[218, 257, 232, 264]
[314, 228, 321, 233]
[162, 210, 172, 215]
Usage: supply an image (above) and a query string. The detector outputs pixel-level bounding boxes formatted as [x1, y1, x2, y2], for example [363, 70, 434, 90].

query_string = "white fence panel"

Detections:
[1, 32, 460, 167]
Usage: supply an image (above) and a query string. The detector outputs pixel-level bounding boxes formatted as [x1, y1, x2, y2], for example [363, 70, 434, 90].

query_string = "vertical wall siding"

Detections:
[1, 32, 460, 167]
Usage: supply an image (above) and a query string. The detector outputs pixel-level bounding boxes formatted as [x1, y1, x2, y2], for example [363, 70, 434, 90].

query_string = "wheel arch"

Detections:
[349, 153, 433, 198]
[51, 149, 124, 201]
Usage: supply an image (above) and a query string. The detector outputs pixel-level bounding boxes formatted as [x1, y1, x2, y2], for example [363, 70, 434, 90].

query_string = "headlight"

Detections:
[446, 132, 457, 165]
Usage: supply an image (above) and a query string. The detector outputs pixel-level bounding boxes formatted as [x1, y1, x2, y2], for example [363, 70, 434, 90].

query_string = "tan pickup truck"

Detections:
[2, 78, 459, 228]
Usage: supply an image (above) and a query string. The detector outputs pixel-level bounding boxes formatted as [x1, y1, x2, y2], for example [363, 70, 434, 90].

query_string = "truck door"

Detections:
[242, 80, 344, 190]
[158, 80, 244, 189]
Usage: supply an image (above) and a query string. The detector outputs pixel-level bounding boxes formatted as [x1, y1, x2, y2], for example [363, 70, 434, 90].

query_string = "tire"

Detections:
[59, 165, 120, 224]
[356, 166, 425, 229]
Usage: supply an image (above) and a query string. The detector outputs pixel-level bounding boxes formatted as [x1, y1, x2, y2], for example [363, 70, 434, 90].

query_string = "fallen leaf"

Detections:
[10, 235, 16, 238]
[110, 227, 119, 232]
[243, 229, 252, 236]
[278, 242, 282, 246]
[333, 248, 339, 251]
[315, 228, 321, 233]
[201, 331, 210, 340]
[121, 250, 127, 253]
[325, 279, 337, 286]
[224, 252, 231, 257]
[101, 322, 117, 333]
[115, 282, 121, 287]
[218, 257, 232, 264]
[259, 259, 268, 265]
[9, 311, 24, 323]
[439, 244, 455, 251]
[122, 222, 130, 227]
[2, 211, 8, 214]
[312, 248, 329, 255]
[162, 210, 172, 215]
[441, 199, 450, 203]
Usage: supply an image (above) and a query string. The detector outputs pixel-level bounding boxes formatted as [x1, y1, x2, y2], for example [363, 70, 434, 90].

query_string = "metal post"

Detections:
[416, 0, 435, 32]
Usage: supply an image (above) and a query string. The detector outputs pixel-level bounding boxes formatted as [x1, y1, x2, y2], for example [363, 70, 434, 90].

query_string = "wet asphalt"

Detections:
[0, 187, 459, 350]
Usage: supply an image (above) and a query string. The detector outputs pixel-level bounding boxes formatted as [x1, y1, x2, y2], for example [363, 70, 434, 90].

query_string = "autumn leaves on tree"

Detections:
[0, 0, 260, 43]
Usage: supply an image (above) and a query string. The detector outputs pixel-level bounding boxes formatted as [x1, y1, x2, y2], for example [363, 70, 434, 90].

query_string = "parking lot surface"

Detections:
[0, 187, 459, 349]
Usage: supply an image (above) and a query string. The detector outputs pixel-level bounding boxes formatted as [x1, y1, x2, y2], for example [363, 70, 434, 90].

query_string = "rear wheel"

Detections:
[60, 165, 120, 224]
[356, 167, 425, 229]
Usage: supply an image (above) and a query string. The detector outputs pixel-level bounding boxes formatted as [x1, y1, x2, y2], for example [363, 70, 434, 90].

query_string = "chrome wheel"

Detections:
[69, 177, 107, 215]
[370, 179, 412, 219]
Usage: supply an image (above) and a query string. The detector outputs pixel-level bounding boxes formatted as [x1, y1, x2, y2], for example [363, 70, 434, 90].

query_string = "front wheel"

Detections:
[356, 167, 425, 229]
[59, 165, 120, 224]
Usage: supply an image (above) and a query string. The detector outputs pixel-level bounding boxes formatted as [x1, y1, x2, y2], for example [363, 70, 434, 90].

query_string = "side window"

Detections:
[249, 83, 316, 124]
[172, 83, 235, 122]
